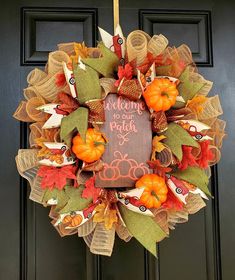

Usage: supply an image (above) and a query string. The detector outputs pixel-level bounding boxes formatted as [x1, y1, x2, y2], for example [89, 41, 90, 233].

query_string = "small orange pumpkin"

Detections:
[72, 128, 105, 163]
[143, 78, 179, 112]
[135, 174, 168, 208]
[62, 213, 83, 227]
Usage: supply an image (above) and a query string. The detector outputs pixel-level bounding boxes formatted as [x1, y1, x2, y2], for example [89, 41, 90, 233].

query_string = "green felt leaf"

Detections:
[60, 107, 88, 144]
[163, 123, 199, 161]
[82, 43, 119, 77]
[178, 67, 206, 102]
[172, 166, 211, 196]
[73, 63, 101, 105]
[59, 185, 92, 214]
[42, 189, 69, 212]
[119, 204, 167, 257]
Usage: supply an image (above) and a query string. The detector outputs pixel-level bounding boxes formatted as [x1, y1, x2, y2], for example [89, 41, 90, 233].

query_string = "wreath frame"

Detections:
[14, 25, 225, 257]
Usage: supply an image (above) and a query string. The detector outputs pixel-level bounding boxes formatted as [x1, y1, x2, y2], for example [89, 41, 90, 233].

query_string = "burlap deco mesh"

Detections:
[48, 51, 70, 75]
[151, 193, 206, 232]
[26, 97, 48, 122]
[14, 96, 48, 123]
[167, 210, 189, 230]
[175, 44, 193, 69]
[199, 80, 213, 96]
[23, 87, 40, 100]
[207, 118, 226, 148]
[34, 73, 68, 102]
[13, 101, 34, 122]
[209, 145, 221, 165]
[89, 223, 115, 256]
[186, 66, 213, 97]
[185, 193, 206, 214]
[160, 44, 194, 77]
[29, 122, 59, 147]
[77, 219, 97, 237]
[197, 95, 223, 120]
[15, 149, 39, 188]
[154, 147, 173, 167]
[201, 117, 217, 127]
[27, 68, 47, 85]
[115, 222, 132, 242]
[29, 122, 44, 147]
[127, 30, 150, 66]
[23, 52, 70, 102]
[147, 34, 168, 56]
[153, 209, 170, 235]
[58, 42, 77, 56]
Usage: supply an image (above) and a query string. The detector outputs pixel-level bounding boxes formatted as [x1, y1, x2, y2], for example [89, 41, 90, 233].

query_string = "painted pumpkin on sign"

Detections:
[62, 213, 83, 227]
[135, 174, 168, 208]
[72, 128, 106, 163]
[143, 78, 179, 112]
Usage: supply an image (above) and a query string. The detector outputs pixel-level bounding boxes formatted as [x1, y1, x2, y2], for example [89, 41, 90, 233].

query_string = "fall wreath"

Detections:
[14, 25, 225, 256]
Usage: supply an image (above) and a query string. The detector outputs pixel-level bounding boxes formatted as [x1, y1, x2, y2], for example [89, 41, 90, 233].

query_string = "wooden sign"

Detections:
[95, 94, 152, 188]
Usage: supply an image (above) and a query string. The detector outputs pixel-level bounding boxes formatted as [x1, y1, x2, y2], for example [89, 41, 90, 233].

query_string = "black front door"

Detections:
[0, 0, 234, 279]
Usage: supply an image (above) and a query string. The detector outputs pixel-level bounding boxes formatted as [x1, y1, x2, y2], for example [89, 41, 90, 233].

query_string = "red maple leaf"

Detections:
[55, 73, 66, 87]
[178, 145, 198, 170]
[37, 165, 77, 190]
[147, 160, 172, 178]
[115, 63, 133, 87]
[197, 140, 214, 169]
[57, 92, 79, 114]
[162, 188, 184, 211]
[82, 177, 101, 203]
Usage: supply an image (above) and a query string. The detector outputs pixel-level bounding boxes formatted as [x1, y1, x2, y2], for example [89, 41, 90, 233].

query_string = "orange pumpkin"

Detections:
[62, 213, 83, 227]
[135, 174, 168, 208]
[143, 78, 179, 112]
[72, 128, 105, 163]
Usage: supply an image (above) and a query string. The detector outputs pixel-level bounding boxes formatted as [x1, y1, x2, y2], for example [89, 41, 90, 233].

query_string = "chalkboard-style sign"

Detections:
[96, 94, 152, 188]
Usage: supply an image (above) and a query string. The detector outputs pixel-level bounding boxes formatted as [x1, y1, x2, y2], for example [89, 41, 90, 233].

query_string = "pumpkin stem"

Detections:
[151, 191, 160, 201]
[94, 141, 107, 147]
[161, 92, 169, 98]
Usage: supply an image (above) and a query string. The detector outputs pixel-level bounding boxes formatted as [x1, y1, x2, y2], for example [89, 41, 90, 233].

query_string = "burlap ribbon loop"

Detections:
[15, 149, 44, 203]
[118, 78, 142, 101]
[127, 30, 151, 66]
[147, 34, 168, 56]
[85, 99, 105, 124]
[89, 223, 116, 256]
[48, 51, 71, 75]
[151, 111, 168, 133]
[154, 147, 173, 167]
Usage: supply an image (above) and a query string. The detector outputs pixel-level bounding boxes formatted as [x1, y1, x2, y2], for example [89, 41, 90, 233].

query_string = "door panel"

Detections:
[0, 0, 234, 279]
